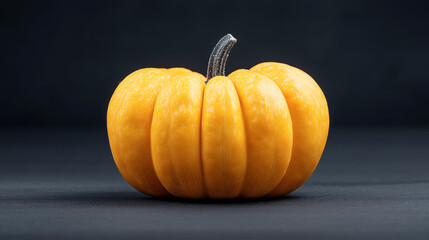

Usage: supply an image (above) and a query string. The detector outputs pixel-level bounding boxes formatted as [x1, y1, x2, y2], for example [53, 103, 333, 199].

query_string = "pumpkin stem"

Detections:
[206, 34, 237, 83]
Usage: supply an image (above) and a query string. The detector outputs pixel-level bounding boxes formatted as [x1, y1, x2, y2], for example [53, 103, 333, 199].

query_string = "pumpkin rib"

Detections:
[110, 69, 169, 197]
[151, 72, 206, 199]
[201, 76, 247, 199]
[227, 71, 250, 197]
[250, 71, 293, 196]
[246, 66, 298, 197]
[252, 71, 292, 196]
[150, 69, 199, 197]
[107, 68, 171, 197]
[228, 69, 293, 198]
[250, 62, 329, 197]
[161, 76, 186, 196]
[198, 83, 207, 198]
[161, 69, 206, 198]
[250, 63, 305, 196]
[226, 76, 249, 198]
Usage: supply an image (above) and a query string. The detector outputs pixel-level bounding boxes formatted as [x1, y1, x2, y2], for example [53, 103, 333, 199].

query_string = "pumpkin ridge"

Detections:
[157, 76, 184, 196]
[167, 73, 205, 198]
[249, 64, 300, 196]
[108, 68, 171, 197]
[201, 77, 247, 199]
[111, 69, 154, 195]
[247, 68, 294, 196]
[228, 69, 292, 198]
[151, 68, 206, 197]
[136, 69, 173, 196]
[253, 71, 291, 195]
[250, 62, 328, 197]
[226, 76, 248, 198]
[220, 81, 227, 196]
[248, 70, 290, 196]
[199, 83, 207, 198]
[152, 71, 205, 198]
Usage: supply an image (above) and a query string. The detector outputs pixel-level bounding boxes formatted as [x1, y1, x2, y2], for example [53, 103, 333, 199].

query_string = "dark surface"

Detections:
[1, 128, 429, 239]
[1, 0, 429, 126]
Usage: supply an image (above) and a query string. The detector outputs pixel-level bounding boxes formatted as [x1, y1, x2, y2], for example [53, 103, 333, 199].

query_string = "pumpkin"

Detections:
[107, 34, 329, 199]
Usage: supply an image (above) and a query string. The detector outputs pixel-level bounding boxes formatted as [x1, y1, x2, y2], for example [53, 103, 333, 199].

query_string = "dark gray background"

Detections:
[1, 0, 428, 127]
[1, 1, 429, 239]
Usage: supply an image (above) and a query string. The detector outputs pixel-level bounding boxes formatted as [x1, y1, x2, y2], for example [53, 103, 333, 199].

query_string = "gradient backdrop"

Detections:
[1, 0, 428, 127]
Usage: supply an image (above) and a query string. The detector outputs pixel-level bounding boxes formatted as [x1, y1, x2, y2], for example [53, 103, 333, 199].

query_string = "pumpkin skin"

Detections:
[107, 35, 329, 199]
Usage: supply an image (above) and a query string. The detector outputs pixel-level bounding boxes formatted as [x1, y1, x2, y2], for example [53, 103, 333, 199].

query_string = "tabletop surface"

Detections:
[1, 127, 428, 240]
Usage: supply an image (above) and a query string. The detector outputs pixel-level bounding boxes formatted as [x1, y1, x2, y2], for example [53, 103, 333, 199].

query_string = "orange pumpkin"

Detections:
[107, 34, 329, 199]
